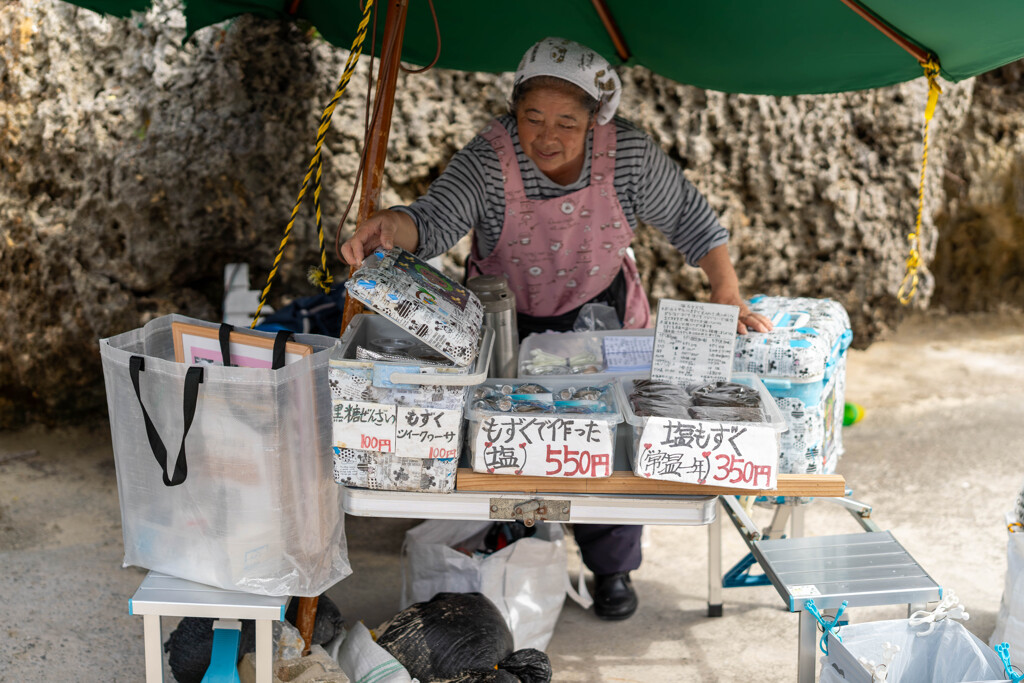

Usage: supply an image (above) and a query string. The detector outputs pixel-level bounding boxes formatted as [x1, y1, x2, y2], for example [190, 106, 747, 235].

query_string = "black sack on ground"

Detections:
[164, 617, 256, 683]
[376, 592, 551, 682]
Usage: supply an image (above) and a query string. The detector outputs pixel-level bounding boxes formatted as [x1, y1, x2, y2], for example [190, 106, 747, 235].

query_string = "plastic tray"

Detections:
[517, 328, 655, 380]
[336, 314, 493, 387]
[617, 373, 787, 483]
[617, 372, 787, 433]
[464, 376, 625, 478]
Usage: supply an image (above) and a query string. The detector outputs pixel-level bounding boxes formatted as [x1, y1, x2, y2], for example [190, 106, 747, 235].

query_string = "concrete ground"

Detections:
[2, 310, 1023, 682]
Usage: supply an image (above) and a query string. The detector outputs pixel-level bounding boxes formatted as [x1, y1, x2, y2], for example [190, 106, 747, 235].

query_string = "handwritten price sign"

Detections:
[333, 401, 462, 458]
[333, 401, 397, 452]
[635, 417, 779, 490]
[472, 415, 615, 478]
[395, 405, 462, 459]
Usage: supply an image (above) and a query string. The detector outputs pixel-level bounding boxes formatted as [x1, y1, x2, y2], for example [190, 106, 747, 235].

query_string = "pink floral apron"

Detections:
[467, 119, 651, 329]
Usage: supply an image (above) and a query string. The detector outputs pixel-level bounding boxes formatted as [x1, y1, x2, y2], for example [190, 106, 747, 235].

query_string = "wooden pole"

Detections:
[590, 0, 631, 62]
[295, 596, 319, 656]
[838, 0, 933, 64]
[340, 0, 410, 334]
[299, 0, 410, 656]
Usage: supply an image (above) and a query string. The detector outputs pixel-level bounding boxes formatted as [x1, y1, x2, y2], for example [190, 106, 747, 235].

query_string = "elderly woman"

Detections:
[343, 37, 771, 620]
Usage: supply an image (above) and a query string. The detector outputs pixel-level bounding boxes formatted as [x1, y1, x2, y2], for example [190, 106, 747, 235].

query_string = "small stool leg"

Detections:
[143, 614, 164, 683]
[707, 500, 723, 617]
[791, 504, 806, 539]
[255, 619, 273, 683]
[797, 610, 817, 683]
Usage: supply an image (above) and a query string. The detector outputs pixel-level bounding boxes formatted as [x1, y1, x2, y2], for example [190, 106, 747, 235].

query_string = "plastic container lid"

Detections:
[617, 372, 787, 432]
[464, 376, 624, 425]
[344, 248, 485, 367]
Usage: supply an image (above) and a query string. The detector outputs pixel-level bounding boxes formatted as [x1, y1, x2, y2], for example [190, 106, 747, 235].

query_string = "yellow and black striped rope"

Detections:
[251, 0, 374, 328]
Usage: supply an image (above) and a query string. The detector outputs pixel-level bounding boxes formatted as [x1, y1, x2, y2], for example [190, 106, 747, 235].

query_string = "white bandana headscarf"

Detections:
[513, 37, 622, 125]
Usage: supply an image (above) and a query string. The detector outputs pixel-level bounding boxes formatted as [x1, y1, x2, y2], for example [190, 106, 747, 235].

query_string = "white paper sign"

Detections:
[635, 416, 778, 490]
[602, 335, 655, 371]
[473, 415, 615, 477]
[332, 401, 398, 452]
[650, 300, 738, 385]
[395, 406, 463, 459]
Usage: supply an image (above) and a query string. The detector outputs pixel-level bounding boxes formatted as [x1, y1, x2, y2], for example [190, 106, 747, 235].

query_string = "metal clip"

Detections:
[488, 498, 570, 527]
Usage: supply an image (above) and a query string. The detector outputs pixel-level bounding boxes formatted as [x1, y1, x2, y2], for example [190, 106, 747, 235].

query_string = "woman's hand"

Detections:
[710, 289, 773, 335]
[340, 210, 419, 268]
[698, 245, 773, 335]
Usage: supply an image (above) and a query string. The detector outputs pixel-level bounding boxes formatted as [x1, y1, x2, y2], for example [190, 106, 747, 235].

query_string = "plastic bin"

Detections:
[330, 314, 492, 492]
[464, 377, 624, 478]
[732, 296, 853, 475]
[517, 328, 655, 380]
[618, 373, 787, 489]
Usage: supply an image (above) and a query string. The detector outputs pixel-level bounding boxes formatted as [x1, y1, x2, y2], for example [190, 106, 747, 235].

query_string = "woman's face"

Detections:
[515, 86, 594, 186]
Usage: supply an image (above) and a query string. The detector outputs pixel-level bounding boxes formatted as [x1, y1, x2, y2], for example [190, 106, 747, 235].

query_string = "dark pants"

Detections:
[514, 275, 643, 576]
[572, 524, 643, 574]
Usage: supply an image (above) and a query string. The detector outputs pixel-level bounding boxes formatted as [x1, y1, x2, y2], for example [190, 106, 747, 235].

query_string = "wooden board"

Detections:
[455, 469, 846, 498]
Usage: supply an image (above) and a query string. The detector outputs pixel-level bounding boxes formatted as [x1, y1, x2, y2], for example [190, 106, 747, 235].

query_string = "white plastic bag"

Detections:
[401, 520, 589, 651]
[991, 513, 1024, 663]
[337, 622, 413, 683]
[99, 314, 350, 596]
[820, 617, 1009, 682]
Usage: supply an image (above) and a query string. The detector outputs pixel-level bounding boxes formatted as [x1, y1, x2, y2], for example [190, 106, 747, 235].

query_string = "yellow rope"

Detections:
[897, 58, 942, 305]
[251, 0, 374, 328]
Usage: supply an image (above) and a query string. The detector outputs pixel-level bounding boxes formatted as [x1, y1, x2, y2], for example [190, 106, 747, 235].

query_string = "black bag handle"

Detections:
[219, 323, 234, 367]
[222, 324, 292, 370]
[129, 356, 203, 487]
[272, 330, 294, 370]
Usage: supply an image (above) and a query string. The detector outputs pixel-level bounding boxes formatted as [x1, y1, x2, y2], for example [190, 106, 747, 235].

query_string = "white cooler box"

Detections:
[465, 377, 624, 479]
[330, 314, 492, 493]
[732, 295, 853, 475]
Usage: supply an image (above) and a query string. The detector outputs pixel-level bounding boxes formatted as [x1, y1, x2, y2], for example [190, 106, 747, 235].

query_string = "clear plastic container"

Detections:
[517, 328, 655, 380]
[464, 377, 624, 478]
[617, 373, 787, 484]
[330, 315, 493, 487]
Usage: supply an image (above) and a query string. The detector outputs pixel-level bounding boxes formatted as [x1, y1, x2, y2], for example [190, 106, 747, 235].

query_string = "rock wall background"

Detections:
[1, 0, 1021, 427]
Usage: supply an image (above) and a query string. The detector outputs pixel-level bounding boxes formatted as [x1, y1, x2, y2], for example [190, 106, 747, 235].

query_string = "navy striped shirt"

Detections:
[395, 114, 728, 266]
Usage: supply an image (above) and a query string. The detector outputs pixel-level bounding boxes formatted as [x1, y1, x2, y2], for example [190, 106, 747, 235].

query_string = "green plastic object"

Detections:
[60, 0, 1024, 96]
[843, 402, 865, 426]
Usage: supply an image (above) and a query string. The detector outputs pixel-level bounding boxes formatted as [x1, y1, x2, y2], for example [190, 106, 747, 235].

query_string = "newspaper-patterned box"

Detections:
[732, 296, 853, 475]
[331, 314, 491, 492]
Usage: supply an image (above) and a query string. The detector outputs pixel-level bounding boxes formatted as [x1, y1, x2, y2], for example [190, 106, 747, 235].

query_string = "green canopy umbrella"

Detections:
[68, 0, 1024, 94]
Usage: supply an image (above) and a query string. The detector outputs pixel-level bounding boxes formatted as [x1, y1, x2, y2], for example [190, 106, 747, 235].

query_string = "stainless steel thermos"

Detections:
[466, 274, 518, 378]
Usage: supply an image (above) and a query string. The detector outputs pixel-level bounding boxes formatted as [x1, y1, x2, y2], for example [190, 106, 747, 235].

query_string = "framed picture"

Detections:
[172, 321, 313, 368]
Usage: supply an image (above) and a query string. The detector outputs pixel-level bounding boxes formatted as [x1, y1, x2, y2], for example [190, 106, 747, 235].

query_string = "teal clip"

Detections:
[804, 598, 847, 655]
[995, 642, 1023, 683]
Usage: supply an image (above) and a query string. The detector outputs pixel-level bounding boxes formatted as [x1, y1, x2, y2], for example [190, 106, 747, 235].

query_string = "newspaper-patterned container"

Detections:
[732, 296, 853, 475]
[331, 314, 491, 493]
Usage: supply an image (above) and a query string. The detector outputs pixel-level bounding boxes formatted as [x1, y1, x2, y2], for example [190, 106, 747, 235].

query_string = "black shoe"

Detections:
[593, 572, 638, 620]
